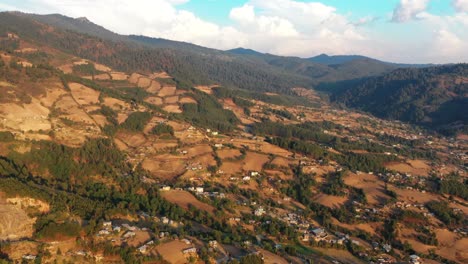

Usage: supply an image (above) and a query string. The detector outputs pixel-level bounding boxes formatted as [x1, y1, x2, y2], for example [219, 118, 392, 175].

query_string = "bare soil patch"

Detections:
[161, 190, 215, 214]
[158, 86, 177, 97]
[163, 105, 182, 113]
[154, 240, 194, 264]
[69, 82, 100, 105]
[217, 149, 242, 159]
[344, 173, 390, 205]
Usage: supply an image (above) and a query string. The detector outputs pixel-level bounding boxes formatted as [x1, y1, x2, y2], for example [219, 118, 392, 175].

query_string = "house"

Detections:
[160, 186, 171, 191]
[103, 221, 112, 228]
[113, 226, 122, 232]
[122, 231, 136, 239]
[409, 255, 421, 264]
[311, 228, 326, 237]
[138, 245, 148, 253]
[382, 244, 392, 253]
[242, 176, 251, 181]
[98, 229, 110, 236]
[195, 187, 204, 193]
[214, 143, 223, 148]
[208, 240, 218, 248]
[254, 207, 265, 216]
[182, 247, 197, 254]
[250, 171, 259, 176]
[302, 232, 310, 242]
[22, 255, 36, 260]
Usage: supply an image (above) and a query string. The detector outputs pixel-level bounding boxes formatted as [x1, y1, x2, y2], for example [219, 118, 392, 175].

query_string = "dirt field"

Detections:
[217, 149, 242, 159]
[110, 72, 128, 81]
[164, 96, 179, 104]
[126, 230, 151, 247]
[154, 240, 194, 264]
[163, 105, 182, 113]
[161, 190, 215, 214]
[242, 152, 269, 171]
[220, 161, 244, 175]
[258, 249, 288, 264]
[313, 193, 348, 208]
[271, 157, 294, 168]
[331, 218, 379, 236]
[388, 186, 441, 204]
[179, 97, 197, 104]
[0, 199, 35, 241]
[385, 159, 430, 176]
[437, 238, 468, 263]
[146, 81, 162, 94]
[158, 86, 177, 97]
[137, 77, 152, 88]
[145, 96, 164, 106]
[69, 82, 100, 105]
[141, 155, 186, 180]
[0, 99, 51, 132]
[344, 173, 390, 205]
[315, 248, 365, 264]
[185, 144, 213, 158]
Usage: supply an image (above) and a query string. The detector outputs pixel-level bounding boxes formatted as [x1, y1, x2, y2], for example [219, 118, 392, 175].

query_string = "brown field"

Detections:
[242, 152, 269, 171]
[137, 77, 152, 88]
[150, 72, 172, 79]
[179, 97, 197, 104]
[161, 190, 214, 213]
[153, 141, 179, 151]
[193, 153, 217, 167]
[220, 161, 243, 175]
[154, 240, 194, 264]
[163, 105, 182, 113]
[313, 193, 348, 208]
[164, 95, 179, 104]
[194, 85, 215, 94]
[331, 218, 379, 236]
[145, 96, 164, 106]
[315, 248, 365, 264]
[128, 73, 144, 84]
[146, 81, 162, 93]
[2, 241, 39, 261]
[0, 199, 35, 241]
[388, 186, 441, 204]
[141, 155, 186, 180]
[185, 144, 213, 158]
[344, 173, 390, 205]
[94, 73, 111, 80]
[69, 82, 100, 105]
[258, 249, 288, 264]
[116, 132, 147, 148]
[103, 97, 130, 111]
[126, 230, 151, 247]
[0, 99, 51, 132]
[385, 159, 430, 176]
[271, 156, 294, 168]
[110, 72, 128, 81]
[94, 63, 112, 72]
[437, 238, 468, 263]
[217, 149, 242, 159]
[158, 86, 177, 97]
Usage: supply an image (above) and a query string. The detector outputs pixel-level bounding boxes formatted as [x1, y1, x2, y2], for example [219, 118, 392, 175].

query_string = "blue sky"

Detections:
[1, 0, 467, 63]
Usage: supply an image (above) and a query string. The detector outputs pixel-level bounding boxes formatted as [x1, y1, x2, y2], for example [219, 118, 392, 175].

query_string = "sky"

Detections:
[1, 0, 467, 64]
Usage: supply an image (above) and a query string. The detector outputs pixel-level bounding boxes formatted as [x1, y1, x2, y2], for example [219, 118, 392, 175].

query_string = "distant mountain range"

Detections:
[0, 11, 466, 134]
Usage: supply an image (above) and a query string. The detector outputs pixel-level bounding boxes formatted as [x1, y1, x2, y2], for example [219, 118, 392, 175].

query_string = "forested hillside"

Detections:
[329, 64, 468, 134]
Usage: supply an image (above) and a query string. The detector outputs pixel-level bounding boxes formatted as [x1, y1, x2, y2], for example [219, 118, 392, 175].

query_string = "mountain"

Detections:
[330, 64, 468, 134]
[308, 54, 370, 65]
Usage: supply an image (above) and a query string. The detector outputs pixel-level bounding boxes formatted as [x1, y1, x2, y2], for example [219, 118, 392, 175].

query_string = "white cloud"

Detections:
[1, 0, 467, 63]
[453, 0, 468, 12]
[392, 0, 430, 22]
